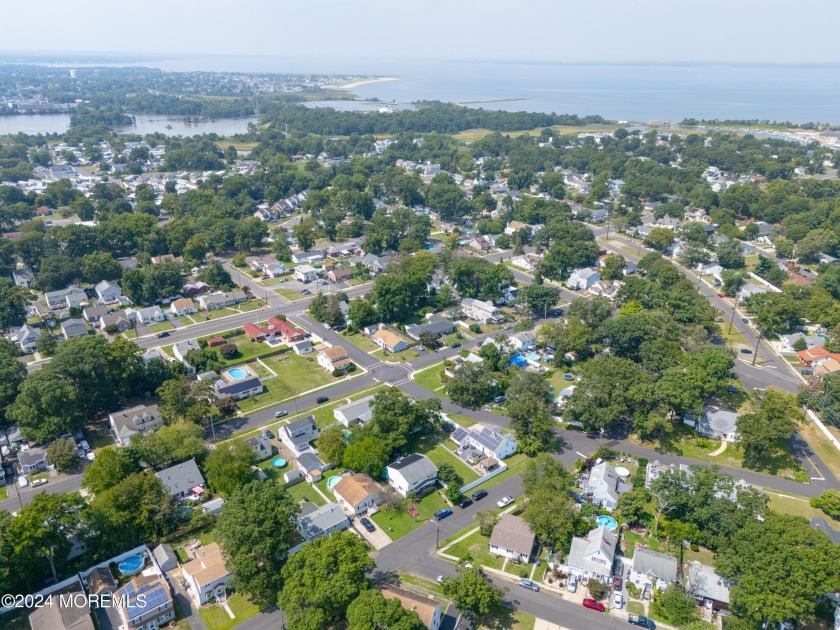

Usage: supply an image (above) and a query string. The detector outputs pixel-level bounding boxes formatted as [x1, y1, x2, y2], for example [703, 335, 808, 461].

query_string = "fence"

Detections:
[460, 463, 508, 494]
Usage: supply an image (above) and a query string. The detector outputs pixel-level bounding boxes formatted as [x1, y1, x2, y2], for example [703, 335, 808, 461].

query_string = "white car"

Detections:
[497, 496, 514, 508]
[612, 591, 623, 609]
[324, 324, 331, 329]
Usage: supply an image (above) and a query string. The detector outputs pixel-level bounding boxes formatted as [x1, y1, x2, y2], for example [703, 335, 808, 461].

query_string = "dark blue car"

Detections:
[434, 508, 452, 520]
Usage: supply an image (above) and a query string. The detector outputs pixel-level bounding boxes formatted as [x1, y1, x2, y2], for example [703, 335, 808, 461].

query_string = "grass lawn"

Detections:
[311, 384, 387, 428]
[442, 333, 466, 347]
[546, 369, 576, 395]
[445, 414, 477, 427]
[170, 522, 220, 563]
[275, 288, 308, 302]
[620, 530, 665, 559]
[342, 331, 382, 355]
[237, 354, 336, 412]
[199, 593, 260, 630]
[285, 480, 327, 507]
[371, 489, 450, 540]
[767, 491, 840, 528]
[199, 333, 277, 365]
[798, 419, 840, 482]
[426, 443, 480, 483]
[445, 530, 505, 570]
[0, 485, 7, 501]
[720, 325, 748, 347]
[475, 453, 530, 491]
[147, 322, 172, 334]
[450, 123, 620, 142]
[236, 299, 266, 313]
[413, 363, 448, 393]
[627, 601, 645, 615]
[476, 610, 536, 630]
[397, 573, 446, 597]
[198, 308, 238, 321]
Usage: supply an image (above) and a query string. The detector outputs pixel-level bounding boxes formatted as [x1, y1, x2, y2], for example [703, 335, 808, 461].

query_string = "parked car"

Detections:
[263, 429, 275, 439]
[471, 489, 488, 501]
[79, 439, 90, 451]
[434, 508, 453, 520]
[493, 395, 506, 404]
[300, 289, 311, 295]
[324, 324, 331, 329]
[157, 331, 170, 338]
[519, 579, 540, 592]
[628, 613, 656, 628]
[497, 496, 514, 508]
[407, 505, 419, 517]
[567, 575, 577, 592]
[247, 294, 257, 300]
[274, 410, 288, 418]
[612, 575, 622, 590]
[582, 598, 605, 612]
[85, 451, 96, 462]
[316, 396, 329, 404]
[613, 591, 623, 609]
[458, 498, 473, 509]
[716, 292, 725, 298]
[32, 478, 48, 488]
[740, 348, 753, 354]
[451, 343, 461, 348]
[359, 517, 376, 532]
[726, 385, 740, 394]
[741, 317, 748, 323]
[436, 575, 444, 584]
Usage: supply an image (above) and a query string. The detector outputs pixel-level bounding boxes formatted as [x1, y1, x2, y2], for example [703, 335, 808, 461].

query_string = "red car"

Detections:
[716, 293, 725, 298]
[407, 505, 419, 517]
[612, 575, 622, 591]
[582, 598, 605, 612]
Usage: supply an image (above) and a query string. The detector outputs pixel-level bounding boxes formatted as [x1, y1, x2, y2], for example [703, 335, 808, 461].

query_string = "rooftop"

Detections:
[489, 514, 536, 557]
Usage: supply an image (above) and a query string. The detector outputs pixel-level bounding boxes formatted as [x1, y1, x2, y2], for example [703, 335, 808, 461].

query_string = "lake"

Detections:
[0, 113, 257, 137]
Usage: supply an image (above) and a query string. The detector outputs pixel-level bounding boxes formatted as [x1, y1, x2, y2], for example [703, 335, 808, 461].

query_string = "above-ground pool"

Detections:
[327, 476, 341, 489]
[597, 515, 618, 531]
[614, 466, 630, 478]
[272, 457, 287, 468]
[118, 555, 145, 576]
[228, 368, 247, 380]
[509, 355, 527, 367]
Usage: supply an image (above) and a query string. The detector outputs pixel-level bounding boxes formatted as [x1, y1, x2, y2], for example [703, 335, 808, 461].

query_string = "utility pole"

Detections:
[751, 329, 763, 366]
[727, 300, 737, 336]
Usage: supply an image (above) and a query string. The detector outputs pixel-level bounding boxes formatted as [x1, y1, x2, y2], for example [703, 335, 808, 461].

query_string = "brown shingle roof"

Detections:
[379, 585, 440, 628]
[489, 514, 535, 557]
[182, 542, 230, 587]
[333, 473, 380, 508]
[324, 345, 349, 360]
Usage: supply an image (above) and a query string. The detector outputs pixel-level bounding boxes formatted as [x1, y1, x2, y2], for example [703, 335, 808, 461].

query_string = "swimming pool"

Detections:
[118, 555, 145, 576]
[272, 457, 287, 468]
[596, 515, 618, 531]
[327, 476, 341, 489]
[229, 368, 248, 380]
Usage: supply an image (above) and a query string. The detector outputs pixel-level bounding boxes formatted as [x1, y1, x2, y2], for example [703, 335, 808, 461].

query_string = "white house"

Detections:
[95, 280, 122, 304]
[130, 305, 165, 325]
[60, 318, 88, 340]
[461, 298, 503, 324]
[489, 514, 536, 563]
[297, 502, 350, 542]
[509, 331, 536, 352]
[629, 548, 678, 595]
[584, 461, 624, 511]
[566, 268, 601, 290]
[242, 434, 273, 461]
[780, 333, 824, 352]
[510, 254, 541, 272]
[280, 415, 319, 453]
[566, 525, 617, 583]
[173, 339, 200, 364]
[332, 472, 381, 515]
[386, 453, 438, 498]
[181, 543, 232, 605]
[688, 407, 739, 442]
[11, 324, 40, 353]
[371, 329, 409, 353]
[450, 424, 518, 460]
[109, 403, 163, 446]
[317, 346, 353, 372]
[333, 395, 375, 426]
[170, 297, 197, 316]
[45, 286, 87, 309]
[294, 264, 319, 283]
[556, 385, 575, 408]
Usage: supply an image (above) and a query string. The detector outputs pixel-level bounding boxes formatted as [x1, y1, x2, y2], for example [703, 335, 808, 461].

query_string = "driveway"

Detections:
[352, 516, 393, 550]
[167, 567, 208, 630]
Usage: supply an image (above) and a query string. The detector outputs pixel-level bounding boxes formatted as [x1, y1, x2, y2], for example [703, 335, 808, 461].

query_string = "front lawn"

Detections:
[311, 384, 387, 428]
[370, 489, 450, 540]
[413, 363, 447, 393]
[275, 288, 308, 302]
[627, 601, 646, 615]
[767, 491, 840, 528]
[199, 593, 260, 630]
[342, 332, 382, 355]
[425, 443, 480, 483]
[197, 308, 238, 321]
[198, 333, 277, 365]
[0, 485, 7, 501]
[237, 354, 336, 412]
[236, 299, 266, 312]
[444, 530, 505, 570]
[149, 321, 173, 333]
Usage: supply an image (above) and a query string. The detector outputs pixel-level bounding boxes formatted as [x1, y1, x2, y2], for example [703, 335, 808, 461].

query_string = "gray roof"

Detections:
[18, 446, 47, 467]
[567, 525, 617, 575]
[110, 404, 162, 442]
[297, 502, 349, 540]
[282, 415, 318, 446]
[686, 561, 730, 604]
[489, 514, 535, 557]
[334, 395, 375, 423]
[155, 458, 205, 497]
[215, 376, 263, 397]
[405, 317, 455, 339]
[699, 408, 738, 435]
[632, 547, 678, 582]
[296, 452, 326, 474]
[152, 544, 178, 571]
[388, 453, 438, 486]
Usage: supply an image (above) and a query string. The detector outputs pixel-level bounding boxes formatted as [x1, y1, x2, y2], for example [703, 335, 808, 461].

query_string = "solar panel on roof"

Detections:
[451, 427, 468, 443]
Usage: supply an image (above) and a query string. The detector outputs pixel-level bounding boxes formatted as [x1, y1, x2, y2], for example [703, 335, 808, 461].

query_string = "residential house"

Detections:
[214, 376, 263, 401]
[556, 385, 575, 408]
[566, 268, 601, 290]
[318, 345, 353, 372]
[629, 548, 678, 594]
[292, 339, 314, 355]
[155, 458, 205, 500]
[589, 279, 617, 300]
[291, 250, 325, 264]
[95, 280, 122, 304]
[328, 268, 353, 283]
[101, 311, 132, 333]
[386, 454, 438, 498]
[371, 329, 408, 353]
[170, 297, 197, 316]
[109, 404, 163, 446]
[173, 339, 200, 364]
[693, 407, 739, 442]
[294, 264, 319, 283]
[119, 257, 140, 270]
[378, 585, 443, 630]
[510, 254, 541, 272]
[12, 267, 35, 288]
[654, 216, 682, 231]
[243, 434, 273, 461]
[295, 451, 331, 482]
[467, 235, 495, 251]
[60, 318, 88, 340]
[182, 282, 210, 297]
[297, 502, 350, 541]
[12, 323, 40, 353]
[86, 566, 117, 598]
[699, 263, 724, 279]
[781, 333, 824, 352]
[334, 395, 375, 426]
[450, 424, 518, 460]
[684, 207, 708, 223]
[45, 287, 87, 309]
[181, 543, 232, 605]
[150, 254, 182, 265]
[198, 290, 247, 311]
[130, 305, 165, 325]
[461, 298, 503, 324]
[18, 446, 48, 475]
[28, 578, 95, 630]
[405, 317, 455, 341]
[509, 331, 536, 352]
[566, 525, 617, 583]
[332, 472, 381, 515]
[584, 461, 627, 511]
[815, 357, 840, 378]
[489, 514, 536, 563]
[504, 220, 540, 236]
[351, 253, 391, 274]
[280, 415, 319, 453]
[739, 284, 767, 301]
[686, 561, 730, 614]
[644, 460, 691, 489]
[115, 574, 174, 630]
[796, 346, 840, 368]
[82, 304, 108, 324]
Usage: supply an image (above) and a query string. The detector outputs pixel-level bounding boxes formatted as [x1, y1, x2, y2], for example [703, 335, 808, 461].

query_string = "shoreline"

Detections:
[327, 76, 399, 90]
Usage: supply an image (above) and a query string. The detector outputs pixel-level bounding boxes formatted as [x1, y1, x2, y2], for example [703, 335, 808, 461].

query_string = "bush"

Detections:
[332, 369, 345, 377]
[587, 579, 607, 599]
[627, 582, 641, 599]
[595, 446, 617, 461]
[811, 490, 840, 519]
[690, 543, 700, 552]
[218, 343, 238, 360]
[445, 485, 462, 503]
[469, 323, 482, 334]
[104, 324, 118, 334]
[346, 363, 356, 373]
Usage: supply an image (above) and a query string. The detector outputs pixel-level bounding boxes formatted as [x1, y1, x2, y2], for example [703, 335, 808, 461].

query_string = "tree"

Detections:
[656, 584, 700, 627]
[737, 390, 802, 469]
[0, 339, 25, 428]
[293, 217, 318, 252]
[347, 299, 378, 330]
[720, 269, 746, 297]
[35, 328, 57, 356]
[272, 230, 292, 261]
[218, 481, 300, 607]
[441, 564, 504, 617]
[600, 254, 627, 281]
[752, 255, 787, 287]
[505, 371, 556, 455]
[218, 343, 238, 360]
[82, 447, 141, 494]
[446, 362, 497, 408]
[199, 261, 234, 290]
[9, 492, 86, 582]
[346, 589, 425, 630]
[716, 239, 745, 269]
[316, 425, 347, 465]
[810, 490, 840, 519]
[46, 438, 80, 473]
[517, 283, 557, 316]
[475, 509, 499, 537]
[587, 579, 607, 599]
[8, 369, 83, 443]
[615, 488, 650, 526]
[279, 531, 375, 630]
[131, 422, 207, 470]
[184, 347, 223, 373]
[566, 297, 613, 327]
[204, 441, 257, 497]
[79, 251, 122, 284]
[644, 227, 676, 252]
[343, 436, 391, 478]
[715, 512, 840, 627]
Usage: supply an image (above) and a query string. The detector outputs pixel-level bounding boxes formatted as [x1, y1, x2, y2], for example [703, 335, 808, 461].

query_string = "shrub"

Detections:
[595, 446, 617, 461]
[332, 369, 345, 377]
[445, 485, 462, 503]
[690, 543, 700, 552]
[469, 323, 482, 334]
[104, 324, 118, 334]
[627, 582, 641, 599]
[218, 343, 238, 359]
[346, 363, 356, 373]
[587, 579, 607, 599]
[811, 490, 840, 519]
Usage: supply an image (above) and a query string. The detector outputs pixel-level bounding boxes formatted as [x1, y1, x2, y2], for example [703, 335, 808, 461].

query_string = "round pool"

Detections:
[596, 515, 618, 531]
[614, 466, 630, 478]
[228, 368, 247, 380]
[562, 373, 575, 381]
[327, 476, 341, 489]
[118, 555, 145, 576]
[272, 457, 287, 468]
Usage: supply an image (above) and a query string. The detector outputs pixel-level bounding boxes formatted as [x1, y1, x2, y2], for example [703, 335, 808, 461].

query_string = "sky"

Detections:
[1, 0, 838, 67]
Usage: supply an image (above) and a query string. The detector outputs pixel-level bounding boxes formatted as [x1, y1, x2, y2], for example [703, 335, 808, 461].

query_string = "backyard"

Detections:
[236, 354, 338, 412]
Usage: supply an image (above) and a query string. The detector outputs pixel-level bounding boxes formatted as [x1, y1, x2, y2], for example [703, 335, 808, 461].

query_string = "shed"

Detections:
[153, 543, 179, 572]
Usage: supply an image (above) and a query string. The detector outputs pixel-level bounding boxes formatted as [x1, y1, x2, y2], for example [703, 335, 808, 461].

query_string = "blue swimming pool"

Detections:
[272, 457, 287, 468]
[509, 355, 527, 367]
[597, 515, 618, 531]
[228, 368, 247, 380]
[118, 555, 145, 576]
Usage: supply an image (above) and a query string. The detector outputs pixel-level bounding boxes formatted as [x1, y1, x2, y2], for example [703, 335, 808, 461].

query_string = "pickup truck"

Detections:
[628, 613, 656, 629]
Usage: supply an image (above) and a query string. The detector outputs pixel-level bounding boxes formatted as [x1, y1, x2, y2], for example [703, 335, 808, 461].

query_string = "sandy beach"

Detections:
[328, 76, 399, 90]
